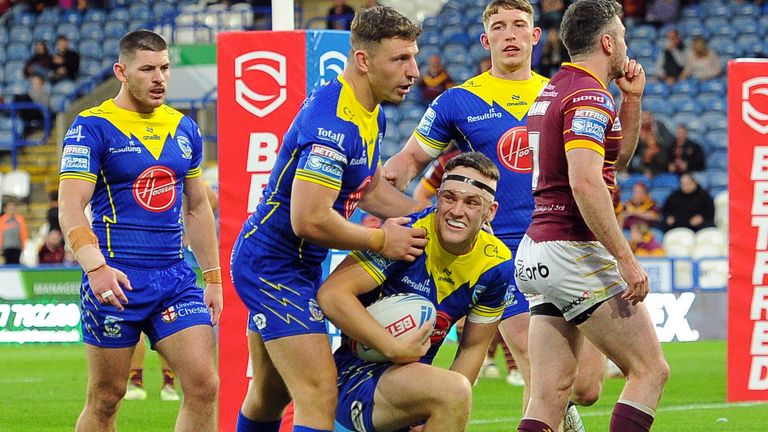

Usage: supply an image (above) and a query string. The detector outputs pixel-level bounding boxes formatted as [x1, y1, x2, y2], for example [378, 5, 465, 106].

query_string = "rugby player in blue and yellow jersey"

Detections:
[230, 7, 428, 432]
[59, 30, 221, 432]
[319, 152, 512, 432]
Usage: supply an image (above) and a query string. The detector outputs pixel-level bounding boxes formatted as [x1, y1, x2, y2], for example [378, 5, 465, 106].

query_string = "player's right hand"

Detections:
[386, 321, 433, 364]
[379, 217, 428, 261]
[617, 257, 649, 305]
[88, 265, 133, 311]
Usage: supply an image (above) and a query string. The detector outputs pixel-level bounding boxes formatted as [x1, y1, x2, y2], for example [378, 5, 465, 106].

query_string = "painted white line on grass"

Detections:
[469, 401, 768, 425]
[0, 377, 45, 384]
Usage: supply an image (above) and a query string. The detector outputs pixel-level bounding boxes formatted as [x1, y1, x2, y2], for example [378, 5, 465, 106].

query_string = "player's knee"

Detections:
[434, 372, 472, 413]
[571, 382, 602, 406]
[183, 370, 220, 406]
[88, 382, 124, 417]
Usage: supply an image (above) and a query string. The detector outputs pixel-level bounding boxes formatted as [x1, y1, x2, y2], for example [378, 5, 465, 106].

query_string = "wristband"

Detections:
[370, 228, 386, 252]
[202, 267, 222, 284]
[67, 226, 107, 273]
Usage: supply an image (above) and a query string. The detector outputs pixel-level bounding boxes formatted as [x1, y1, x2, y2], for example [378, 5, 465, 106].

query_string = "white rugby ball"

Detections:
[350, 293, 436, 362]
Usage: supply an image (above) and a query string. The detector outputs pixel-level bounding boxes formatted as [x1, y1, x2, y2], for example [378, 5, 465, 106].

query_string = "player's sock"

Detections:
[128, 368, 143, 387]
[610, 400, 655, 432]
[236, 411, 280, 432]
[293, 426, 331, 432]
[162, 369, 175, 386]
[518, 418, 555, 432]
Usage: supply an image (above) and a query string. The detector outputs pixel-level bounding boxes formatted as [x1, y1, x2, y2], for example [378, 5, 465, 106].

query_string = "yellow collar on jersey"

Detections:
[414, 213, 510, 303]
[336, 75, 380, 169]
[81, 99, 184, 160]
[458, 71, 549, 121]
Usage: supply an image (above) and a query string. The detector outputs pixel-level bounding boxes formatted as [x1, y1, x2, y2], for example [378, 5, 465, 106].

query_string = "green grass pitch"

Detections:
[1, 340, 766, 431]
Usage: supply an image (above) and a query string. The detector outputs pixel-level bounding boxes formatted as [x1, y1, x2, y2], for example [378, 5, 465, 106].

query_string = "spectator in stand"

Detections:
[680, 36, 721, 81]
[646, 0, 680, 26]
[654, 29, 685, 84]
[29, 74, 51, 109]
[0, 0, 11, 16]
[667, 123, 705, 174]
[51, 35, 80, 83]
[629, 132, 667, 176]
[47, 190, 60, 233]
[539, 0, 565, 30]
[39, 229, 66, 264]
[0, 200, 28, 265]
[537, 27, 569, 78]
[623, 182, 661, 230]
[662, 172, 715, 232]
[629, 222, 664, 257]
[418, 54, 454, 105]
[326, 0, 355, 30]
[622, 0, 647, 23]
[641, 111, 674, 149]
[24, 41, 54, 79]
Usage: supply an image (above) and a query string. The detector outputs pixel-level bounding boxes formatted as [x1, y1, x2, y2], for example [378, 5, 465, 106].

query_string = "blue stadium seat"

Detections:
[80, 59, 102, 78]
[400, 104, 425, 122]
[678, 19, 708, 38]
[737, 2, 761, 16]
[759, 15, 768, 36]
[0, 49, 6, 65]
[732, 16, 759, 36]
[704, 4, 729, 18]
[440, 10, 463, 27]
[669, 95, 700, 113]
[398, 120, 420, 141]
[705, 130, 728, 151]
[703, 16, 730, 34]
[629, 24, 657, 40]
[84, 9, 106, 24]
[691, 172, 710, 189]
[56, 23, 80, 43]
[443, 44, 468, 64]
[643, 96, 672, 116]
[707, 150, 728, 170]
[707, 170, 728, 189]
[447, 64, 474, 83]
[129, 4, 153, 21]
[441, 0, 466, 13]
[422, 16, 440, 31]
[651, 173, 680, 189]
[15, 12, 36, 27]
[33, 24, 57, 44]
[6, 43, 29, 62]
[52, 80, 76, 96]
[699, 79, 726, 96]
[737, 34, 763, 57]
[649, 186, 673, 206]
[620, 173, 649, 191]
[108, 8, 131, 23]
[416, 45, 440, 65]
[4, 61, 25, 84]
[35, 8, 59, 25]
[445, 33, 472, 46]
[104, 21, 127, 40]
[672, 79, 699, 95]
[469, 43, 489, 63]
[644, 81, 669, 97]
[680, 4, 702, 19]
[697, 94, 726, 113]
[702, 112, 727, 132]
[79, 40, 103, 61]
[629, 39, 655, 58]
[421, 31, 441, 47]
[60, 10, 82, 26]
[9, 26, 33, 44]
[153, 3, 177, 20]
[710, 36, 738, 58]
[382, 104, 401, 124]
[80, 22, 104, 41]
[102, 38, 120, 59]
[0, 28, 8, 44]
[4, 78, 28, 96]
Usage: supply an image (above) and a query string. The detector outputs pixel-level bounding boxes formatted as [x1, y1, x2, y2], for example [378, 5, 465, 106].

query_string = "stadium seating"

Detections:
[714, 191, 728, 229]
[663, 227, 696, 257]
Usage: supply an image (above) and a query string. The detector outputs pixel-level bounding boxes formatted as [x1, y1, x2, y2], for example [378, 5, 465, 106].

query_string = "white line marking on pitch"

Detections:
[469, 401, 768, 425]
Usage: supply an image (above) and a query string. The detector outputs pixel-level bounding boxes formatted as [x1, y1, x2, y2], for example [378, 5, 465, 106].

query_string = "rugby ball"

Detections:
[350, 293, 436, 362]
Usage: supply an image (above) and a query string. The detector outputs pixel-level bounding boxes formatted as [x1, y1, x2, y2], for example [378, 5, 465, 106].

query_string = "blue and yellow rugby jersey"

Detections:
[241, 76, 384, 268]
[60, 99, 203, 265]
[346, 208, 513, 364]
[413, 71, 549, 249]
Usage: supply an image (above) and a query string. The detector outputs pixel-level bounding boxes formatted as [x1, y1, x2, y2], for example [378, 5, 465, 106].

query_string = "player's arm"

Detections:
[59, 178, 132, 310]
[567, 147, 648, 304]
[316, 256, 431, 364]
[382, 135, 437, 191]
[449, 319, 499, 384]
[358, 166, 425, 219]
[615, 59, 645, 171]
[291, 178, 426, 261]
[182, 175, 222, 324]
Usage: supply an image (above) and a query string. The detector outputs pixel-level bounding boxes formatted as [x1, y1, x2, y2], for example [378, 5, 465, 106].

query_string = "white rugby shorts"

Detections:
[514, 235, 627, 321]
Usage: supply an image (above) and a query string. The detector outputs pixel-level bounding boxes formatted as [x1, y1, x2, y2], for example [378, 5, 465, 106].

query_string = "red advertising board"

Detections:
[217, 31, 307, 429]
[728, 59, 768, 401]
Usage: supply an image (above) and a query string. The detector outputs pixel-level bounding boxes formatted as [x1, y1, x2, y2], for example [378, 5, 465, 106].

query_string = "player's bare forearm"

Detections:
[616, 94, 642, 170]
[450, 320, 498, 384]
[58, 179, 95, 236]
[359, 169, 424, 219]
[382, 137, 435, 191]
[183, 179, 219, 271]
[567, 149, 633, 262]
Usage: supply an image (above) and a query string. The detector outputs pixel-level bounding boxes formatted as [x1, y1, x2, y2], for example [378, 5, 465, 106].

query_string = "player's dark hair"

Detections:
[350, 6, 422, 53]
[445, 152, 500, 182]
[560, 0, 623, 58]
[119, 30, 168, 61]
[483, 0, 535, 28]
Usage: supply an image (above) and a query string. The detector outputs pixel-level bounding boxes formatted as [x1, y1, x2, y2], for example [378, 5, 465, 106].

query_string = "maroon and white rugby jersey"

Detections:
[525, 63, 623, 241]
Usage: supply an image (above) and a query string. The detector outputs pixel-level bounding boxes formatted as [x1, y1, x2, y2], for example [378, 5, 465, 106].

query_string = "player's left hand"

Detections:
[615, 58, 645, 98]
[204, 283, 223, 325]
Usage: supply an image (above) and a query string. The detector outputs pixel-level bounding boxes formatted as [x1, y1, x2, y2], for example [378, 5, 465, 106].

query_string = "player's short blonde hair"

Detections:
[445, 152, 500, 183]
[350, 6, 422, 54]
[483, 0, 535, 29]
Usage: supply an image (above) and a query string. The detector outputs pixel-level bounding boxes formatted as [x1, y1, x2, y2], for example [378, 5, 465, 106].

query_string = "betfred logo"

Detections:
[133, 166, 177, 212]
[742, 77, 768, 135]
[235, 51, 287, 118]
[386, 314, 416, 337]
[497, 126, 532, 173]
